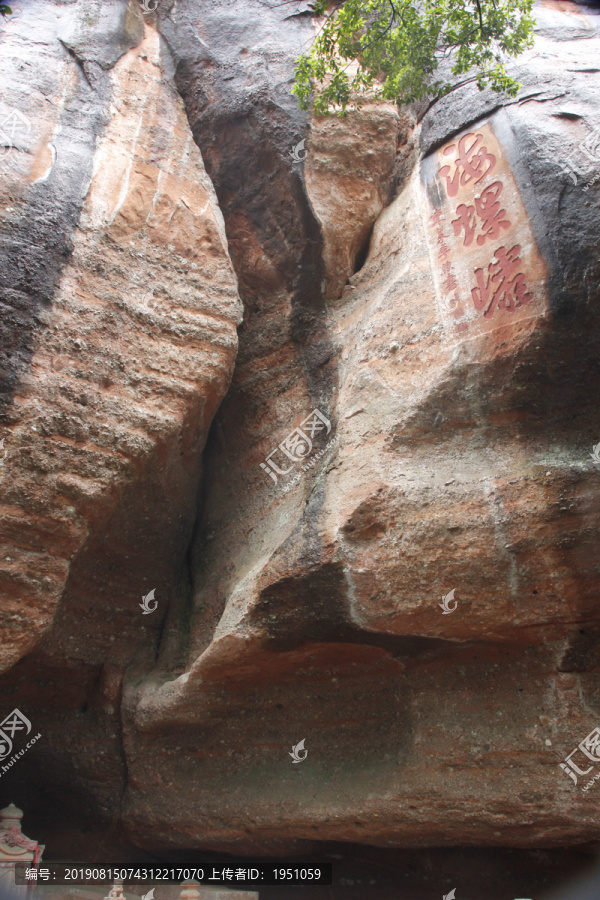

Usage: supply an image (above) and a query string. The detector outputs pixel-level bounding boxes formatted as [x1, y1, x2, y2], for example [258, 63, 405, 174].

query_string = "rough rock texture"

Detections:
[1, 0, 600, 882]
[0, 0, 241, 830]
[0, 0, 241, 675]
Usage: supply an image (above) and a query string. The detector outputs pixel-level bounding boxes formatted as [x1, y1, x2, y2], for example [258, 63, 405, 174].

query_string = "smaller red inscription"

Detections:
[439, 133, 497, 198]
[430, 209, 461, 315]
[437, 237, 451, 261]
[471, 244, 534, 318]
[441, 260, 458, 294]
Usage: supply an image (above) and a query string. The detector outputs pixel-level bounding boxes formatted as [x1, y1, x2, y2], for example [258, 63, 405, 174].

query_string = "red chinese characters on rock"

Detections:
[436, 130, 535, 321]
[451, 181, 511, 248]
[430, 209, 458, 296]
[439, 132, 497, 197]
[471, 244, 534, 318]
[430, 208, 464, 323]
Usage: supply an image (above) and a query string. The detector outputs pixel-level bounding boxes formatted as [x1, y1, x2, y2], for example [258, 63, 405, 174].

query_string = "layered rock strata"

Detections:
[0, 0, 599, 864]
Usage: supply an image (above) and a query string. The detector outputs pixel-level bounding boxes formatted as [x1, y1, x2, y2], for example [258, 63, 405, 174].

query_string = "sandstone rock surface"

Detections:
[0, 0, 599, 884]
[0, 0, 241, 677]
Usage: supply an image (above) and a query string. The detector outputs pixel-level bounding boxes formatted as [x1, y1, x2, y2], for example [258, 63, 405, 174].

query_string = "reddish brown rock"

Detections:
[304, 104, 416, 301]
[0, 0, 599, 886]
[121, 0, 600, 856]
[0, 15, 241, 673]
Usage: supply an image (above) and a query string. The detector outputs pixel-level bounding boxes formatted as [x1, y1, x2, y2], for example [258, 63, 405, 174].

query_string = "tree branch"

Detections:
[474, 0, 485, 34]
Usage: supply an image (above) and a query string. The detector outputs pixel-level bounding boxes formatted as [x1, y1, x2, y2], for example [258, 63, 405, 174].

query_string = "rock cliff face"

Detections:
[1, 0, 600, 885]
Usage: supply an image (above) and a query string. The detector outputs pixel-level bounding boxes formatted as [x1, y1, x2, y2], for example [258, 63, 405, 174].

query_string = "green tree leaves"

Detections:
[292, 0, 535, 114]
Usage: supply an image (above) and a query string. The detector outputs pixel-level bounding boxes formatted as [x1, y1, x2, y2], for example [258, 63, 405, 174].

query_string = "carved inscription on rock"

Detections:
[420, 122, 546, 339]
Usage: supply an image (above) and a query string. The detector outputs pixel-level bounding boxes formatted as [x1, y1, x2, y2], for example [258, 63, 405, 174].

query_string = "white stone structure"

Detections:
[0, 804, 44, 898]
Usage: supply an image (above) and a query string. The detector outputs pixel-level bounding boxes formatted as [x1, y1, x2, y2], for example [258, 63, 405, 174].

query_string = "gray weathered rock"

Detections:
[0, 0, 599, 881]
